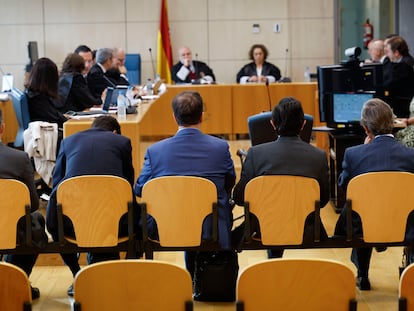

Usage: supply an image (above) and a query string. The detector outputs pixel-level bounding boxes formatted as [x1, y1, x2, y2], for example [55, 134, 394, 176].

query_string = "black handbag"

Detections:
[17, 211, 48, 249]
[193, 250, 239, 302]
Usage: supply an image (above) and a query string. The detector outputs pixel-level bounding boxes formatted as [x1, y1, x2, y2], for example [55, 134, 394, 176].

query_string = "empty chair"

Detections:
[10, 88, 30, 148]
[0, 262, 32, 311]
[400, 263, 414, 311]
[346, 171, 414, 243]
[236, 258, 357, 311]
[0, 179, 31, 250]
[243, 175, 321, 247]
[124, 53, 141, 85]
[56, 175, 135, 255]
[73, 259, 193, 311]
[140, 176, 218, 259]
[247, 111, 313, 146]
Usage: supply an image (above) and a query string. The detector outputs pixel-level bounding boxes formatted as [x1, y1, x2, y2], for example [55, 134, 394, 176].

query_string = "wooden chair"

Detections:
[0, 179, 31, 251]
[243, 175, 321, 247]
[56, 175, 136, 256]
[236, 258, 357, 311]
[400, 262, 414, 311]
[73, 259, 193, 311]
[0, 262, 32, 311]
[346, 171, 414, 243]
[140, 176, 218, 259]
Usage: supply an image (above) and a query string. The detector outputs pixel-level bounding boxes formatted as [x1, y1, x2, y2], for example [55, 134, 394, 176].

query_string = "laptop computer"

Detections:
[66, 87, 115, 116]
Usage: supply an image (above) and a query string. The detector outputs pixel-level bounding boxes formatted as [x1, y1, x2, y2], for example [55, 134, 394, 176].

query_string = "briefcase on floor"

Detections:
[193, 250, 239, 302]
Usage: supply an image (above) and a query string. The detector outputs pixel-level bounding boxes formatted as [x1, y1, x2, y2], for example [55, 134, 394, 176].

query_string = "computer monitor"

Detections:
[332, 93, 374, 126]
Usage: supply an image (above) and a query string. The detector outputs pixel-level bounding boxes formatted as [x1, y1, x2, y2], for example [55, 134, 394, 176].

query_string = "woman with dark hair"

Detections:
[236, 44, 281, 84]
[26, 57, 67, 128]
[59, 53, 102, 112]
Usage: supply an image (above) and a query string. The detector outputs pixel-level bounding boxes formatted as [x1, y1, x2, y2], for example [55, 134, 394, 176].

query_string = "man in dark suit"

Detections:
[87, 48, 115, 99]
[134, 91, 235, 275]
[383, 35, 414, 118]
[0, 109, 41, 299]
[46, 115, 136, 296]
[171, 46, 216, 84]
[334, 98, 414, 290]
[233, 97, 329, 258]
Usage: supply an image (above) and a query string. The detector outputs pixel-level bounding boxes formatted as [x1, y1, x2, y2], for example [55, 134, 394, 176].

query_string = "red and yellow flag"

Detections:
[157, 0, 173, 84]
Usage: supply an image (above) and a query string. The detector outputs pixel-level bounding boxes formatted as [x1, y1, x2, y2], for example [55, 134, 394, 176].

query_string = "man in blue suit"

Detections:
[134, 91, 236, 275]
[46, 115, 136, 296]
[334, 98, 414, 290]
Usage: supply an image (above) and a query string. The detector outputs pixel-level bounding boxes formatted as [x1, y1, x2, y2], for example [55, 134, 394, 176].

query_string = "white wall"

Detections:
[0, 0, 334, 89]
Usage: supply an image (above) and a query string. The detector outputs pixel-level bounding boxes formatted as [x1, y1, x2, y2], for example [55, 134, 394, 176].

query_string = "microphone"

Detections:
[149, 48, 156, 79]
[278, 48, 291, 83]
[284, 48, 288, 78]
[265, 79, 272, 111]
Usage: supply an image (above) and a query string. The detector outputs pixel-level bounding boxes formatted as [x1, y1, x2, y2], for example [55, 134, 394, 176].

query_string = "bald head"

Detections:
[368, 39, 384, 62]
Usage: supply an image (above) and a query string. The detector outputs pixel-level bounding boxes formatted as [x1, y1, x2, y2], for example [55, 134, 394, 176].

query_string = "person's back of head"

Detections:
[61, 53, 85, 74]
[74, 45, 92, 55]
[96, 48, 113, 66]
[360, 98, 394, 135]
[26, 57, 59, 98]
[91, 115, 121, 134]
[172, 91, 203, 126]
[271, 97, 304, 136]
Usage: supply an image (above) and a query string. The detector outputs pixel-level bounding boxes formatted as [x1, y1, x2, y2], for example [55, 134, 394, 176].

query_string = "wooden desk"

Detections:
[63, 104, 151, 179]
[232, 82, 318, 134]
[140, 83, 318, 136]
[140, 84, 233, 136]
[0, 97, 19, 145]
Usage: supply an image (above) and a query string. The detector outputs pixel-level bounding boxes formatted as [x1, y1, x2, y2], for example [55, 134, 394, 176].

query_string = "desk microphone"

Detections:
[149, 48, 156, 79]
[265, 79, 272, 111]
[278, 48, 291, 83]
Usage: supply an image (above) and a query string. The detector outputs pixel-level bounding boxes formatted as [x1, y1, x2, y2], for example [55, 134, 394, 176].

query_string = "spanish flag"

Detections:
[157, 0, 173, 84]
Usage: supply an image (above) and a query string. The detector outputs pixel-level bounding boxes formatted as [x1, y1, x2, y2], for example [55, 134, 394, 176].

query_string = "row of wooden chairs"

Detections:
[3, 257, 414, 311]
[1, 172, 414, 257]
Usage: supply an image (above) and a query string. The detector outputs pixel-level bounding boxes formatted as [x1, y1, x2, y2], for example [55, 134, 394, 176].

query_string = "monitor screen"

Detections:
[333, 93, 374, 124]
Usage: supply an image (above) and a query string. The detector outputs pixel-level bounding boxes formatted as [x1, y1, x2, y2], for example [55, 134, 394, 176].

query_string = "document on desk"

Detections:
[67, 114, 105, 120]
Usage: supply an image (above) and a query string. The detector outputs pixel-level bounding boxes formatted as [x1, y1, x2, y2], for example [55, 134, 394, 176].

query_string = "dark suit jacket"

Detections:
[87, 64, 113, 100]
[171, 61, 216, 84]
[105, 68, 130, 86]
[26, 91, 68, 128]
[59, 72, 101, 112]
[46, 128, 135, 238]
[0, 142, 39, 212]
[383, 60, 414, 118]
[134, 128, 236, 249]
[335, 135, 414, 240]
[233, 136, 329, 206]
[236, 61, 281, 83]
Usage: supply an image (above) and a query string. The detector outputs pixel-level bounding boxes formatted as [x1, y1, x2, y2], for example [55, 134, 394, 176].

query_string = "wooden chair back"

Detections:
[73, 259, 193, 311]
[347, 171, 414, 243]
[141, 176, 217, 247]
[400, 263, 414, 311]
[244, 175, 320, 245]
[57, 175, 133, 247]
[0, 179, 30, 249]
[0, 262, 32, 311]
[236, 258, 356, 311]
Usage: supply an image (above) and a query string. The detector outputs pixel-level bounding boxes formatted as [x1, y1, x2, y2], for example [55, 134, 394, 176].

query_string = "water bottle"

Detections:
[146, 78, 153, 95]
[117, 93, 126, 120]
[304, 66, 311, 82]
